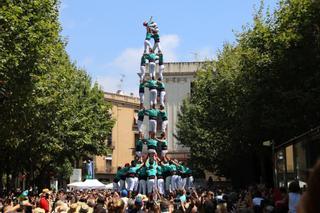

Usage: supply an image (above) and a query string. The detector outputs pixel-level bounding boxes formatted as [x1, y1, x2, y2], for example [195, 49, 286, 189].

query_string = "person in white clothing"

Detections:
[157, 80, 166, 107]
[143, 19, 159, 54]
[138, 166, 147, 195]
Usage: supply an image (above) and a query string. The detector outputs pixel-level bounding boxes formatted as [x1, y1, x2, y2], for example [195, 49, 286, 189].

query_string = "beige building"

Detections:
[95, 92, 140, 180]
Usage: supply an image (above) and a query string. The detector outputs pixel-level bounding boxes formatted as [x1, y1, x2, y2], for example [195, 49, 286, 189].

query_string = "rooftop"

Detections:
[104, 92, 140, 106]
[163, 61, 205, 73]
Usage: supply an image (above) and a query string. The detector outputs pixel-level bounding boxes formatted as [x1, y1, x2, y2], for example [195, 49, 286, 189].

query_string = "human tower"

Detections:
[113, 18, 193, 198]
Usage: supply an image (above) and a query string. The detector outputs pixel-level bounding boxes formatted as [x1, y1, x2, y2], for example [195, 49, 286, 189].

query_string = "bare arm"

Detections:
[155, 137, 165, 142]
[4, 204, 21, 213]
[171, 160, 180, 167]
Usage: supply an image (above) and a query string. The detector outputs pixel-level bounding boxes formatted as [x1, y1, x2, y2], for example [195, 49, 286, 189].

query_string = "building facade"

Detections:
[274, 126, 320, 188]
[163, 62, 204, 160]
[95, 62, 204, 180]
[95, 92, 140, 181]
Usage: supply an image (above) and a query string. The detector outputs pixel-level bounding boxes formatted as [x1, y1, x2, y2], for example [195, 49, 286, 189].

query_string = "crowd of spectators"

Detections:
[0, 183, 307, 213]
[1, 159, 319, 213]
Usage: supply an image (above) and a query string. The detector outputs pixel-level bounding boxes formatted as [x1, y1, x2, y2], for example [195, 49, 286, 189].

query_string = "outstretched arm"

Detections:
[155, 156, 162, 163]
[137, 163, 145, 170]
[144, 109, 150, 115]
[170, 160, 180, 167]
[154, 137, 164, 142]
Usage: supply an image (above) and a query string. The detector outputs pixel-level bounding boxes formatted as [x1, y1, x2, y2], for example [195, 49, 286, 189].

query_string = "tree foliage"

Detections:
[177, 0, 320, 186]
[0, 0, 114, 188]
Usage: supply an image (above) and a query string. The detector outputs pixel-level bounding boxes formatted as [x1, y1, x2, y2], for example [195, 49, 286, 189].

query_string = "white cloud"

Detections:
[112, 47, 144, 73]
[161, 34, 180, 61]
[111, 34, 180, 73]
[98, 34, 180, 95]
[96, 75, 120, 94]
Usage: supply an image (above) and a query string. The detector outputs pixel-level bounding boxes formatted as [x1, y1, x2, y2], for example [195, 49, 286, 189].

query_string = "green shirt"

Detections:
[157, 166, 163, 176]
[169, 164, 177, 172]
[139, 83, 145, 93]
[157, 81, 165, 90]
[115, 170, 122, 179]
[136, 139, 143, 151]
[185, 167, 192, 175]
[141, 55, 147, 66]
[117, 167, 129, 178]
[138, 166, 147, 177]
[161, 140, 168, 150]
[145, 108, 159, 119]
[145, 32, 152, 40]
[158, 54, 164, 65]
[147, 166, 157, 177]
[147, 138, 157, 148]
[138, 109, 145, 121]
[146, 53, 159, 62]
[178, 165, 186, 174]
[128, 165, 140, 174]
[159, 110, 168, 121]
[161, 163, 171, 173]
[180, 194, 187, 203]
[145, 80, 158, 89]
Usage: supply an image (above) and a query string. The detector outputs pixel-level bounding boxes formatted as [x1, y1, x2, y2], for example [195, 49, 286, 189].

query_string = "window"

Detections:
[107, 134, 112, 147]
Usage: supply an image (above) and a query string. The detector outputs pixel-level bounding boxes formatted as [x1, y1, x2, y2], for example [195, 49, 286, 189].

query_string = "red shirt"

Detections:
[39, 196, 49, 213]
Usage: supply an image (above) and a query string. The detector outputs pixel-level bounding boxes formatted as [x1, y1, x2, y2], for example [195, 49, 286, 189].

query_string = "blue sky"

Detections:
[59, 0, 278, 95]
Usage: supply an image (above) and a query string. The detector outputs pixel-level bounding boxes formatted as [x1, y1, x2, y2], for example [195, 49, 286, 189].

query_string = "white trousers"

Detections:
[153, 42, 162, 53]
[157, 178, 165, 195]
[159, 91, 166, 106]
[179, 177, 187, 190]
[119, 179, 126, 191]
[149, 62, 156, 78]
[140, 65, 146, 80]
[161, 150, 168, 157]
[135, 151, 142, 157]
[113, 182, 119, 192]
[159, 64, 164, 80]
[127, 177, 135, 191]
[165, 176, 172, 192]
[186, 176, 194, 189]
[149, 119, 157, 133]
[144, 40, 152, 53]
[149, 89, 157, 106]
[133, 177, 139, 191]
[147, 178, 156, 194]
[139, 179, 147, 195]
[148, 149, 156, 154]
[171, 175, 179, 191]
[137, 120, 143, 132]
[139, 92, 144, 104]
[161, 120, 168, 133]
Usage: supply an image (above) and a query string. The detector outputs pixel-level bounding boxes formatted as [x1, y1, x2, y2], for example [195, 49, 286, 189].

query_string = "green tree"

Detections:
[0, 0, 114, 189]
[177, 0, 320, 186]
